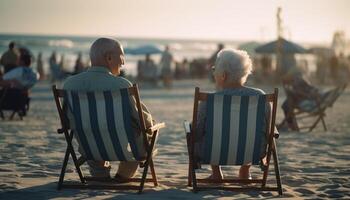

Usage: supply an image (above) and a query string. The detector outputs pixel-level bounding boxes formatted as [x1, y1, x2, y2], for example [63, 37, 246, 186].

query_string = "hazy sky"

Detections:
[0, 0, 349, 43]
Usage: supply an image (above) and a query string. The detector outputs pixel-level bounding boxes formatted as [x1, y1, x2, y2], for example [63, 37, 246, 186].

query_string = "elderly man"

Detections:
[195, 49, 270, 180]
[63, 38, 153, 179]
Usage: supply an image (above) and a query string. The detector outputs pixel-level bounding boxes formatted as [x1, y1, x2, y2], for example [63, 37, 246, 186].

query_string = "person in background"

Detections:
[0, 47, 37, 117]
[3, 48, 38, 89]
[175, 58, 188, 79]
[337, 53, 350, 84]
[74, 52, 85, 74]
[208, 43, 224, 68]
[329, 54, 339, 84]
[261, 54, 272, 78]
[49, 51, 59, 82]
[37, 52, 45, 80]
[59, 54, 65, 73]
[138, 54, 158, 85]
[160, 45, 173, 88]
[207, 43, 224, 81]
[278, 70, 321, 131]
[0, 41, 20, 74]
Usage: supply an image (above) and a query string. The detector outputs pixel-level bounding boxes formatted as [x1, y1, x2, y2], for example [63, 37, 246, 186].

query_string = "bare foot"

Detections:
[238, 166, 252, 180]
[207, 174, 224, 180]
[210, 165, 224, 180]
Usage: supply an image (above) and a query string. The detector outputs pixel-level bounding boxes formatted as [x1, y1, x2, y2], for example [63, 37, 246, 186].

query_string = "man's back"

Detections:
[63, 66, 132, 91]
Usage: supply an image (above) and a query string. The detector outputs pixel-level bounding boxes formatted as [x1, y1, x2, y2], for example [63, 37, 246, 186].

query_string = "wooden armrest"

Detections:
[147, 122, 165, 133]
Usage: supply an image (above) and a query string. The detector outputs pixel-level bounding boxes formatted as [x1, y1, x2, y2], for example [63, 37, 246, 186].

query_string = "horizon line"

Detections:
[0, 31, 330, 46]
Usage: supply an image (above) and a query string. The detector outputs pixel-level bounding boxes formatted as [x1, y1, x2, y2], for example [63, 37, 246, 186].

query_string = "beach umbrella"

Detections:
[255, 38, 307, 54]
[238, 41, 261, 56]
[124, 45, 163, 55]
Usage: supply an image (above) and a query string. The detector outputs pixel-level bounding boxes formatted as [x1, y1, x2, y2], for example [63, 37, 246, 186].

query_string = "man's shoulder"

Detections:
[63, 73, 133, 90]
[62, 73, 83, 90]
[113, 76, 133, 87]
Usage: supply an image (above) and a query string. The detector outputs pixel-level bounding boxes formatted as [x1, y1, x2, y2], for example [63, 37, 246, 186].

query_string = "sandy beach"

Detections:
[0, 79, 349, 199]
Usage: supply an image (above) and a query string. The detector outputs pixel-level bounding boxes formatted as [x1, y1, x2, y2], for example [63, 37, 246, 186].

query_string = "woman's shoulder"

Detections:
[217, 86, 266, 96]
[243, 86, 266, 95]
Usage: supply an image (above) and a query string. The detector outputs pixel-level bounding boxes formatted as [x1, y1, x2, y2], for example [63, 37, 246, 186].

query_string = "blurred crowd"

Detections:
[1, 40, 350, 88]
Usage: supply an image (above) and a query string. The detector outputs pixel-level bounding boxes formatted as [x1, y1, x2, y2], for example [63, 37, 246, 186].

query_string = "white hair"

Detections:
[214, 48, 253, 84]
[89, 38, 122, 65]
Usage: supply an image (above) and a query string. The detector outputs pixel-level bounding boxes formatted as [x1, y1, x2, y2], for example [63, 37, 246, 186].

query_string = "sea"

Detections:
[0, 34, 326, 77]
[0, 34, 244, 77]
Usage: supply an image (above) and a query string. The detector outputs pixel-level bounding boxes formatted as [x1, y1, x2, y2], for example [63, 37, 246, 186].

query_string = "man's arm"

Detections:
[129, 96, 153, 135]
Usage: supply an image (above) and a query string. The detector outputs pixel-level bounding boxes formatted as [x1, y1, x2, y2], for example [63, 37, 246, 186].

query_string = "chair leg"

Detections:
[188, 163, 193, 186]
[0, 111, 4, 120]
[9, 111, 16, 120]
[65, 131, 85, 183]
[69, 147, 85, 183]
[58, 147, 70, 190]
[272, 142, 283, 195]
[309, 115, 322, 132]
[320, 116, 327, 131]
[138, 160, 150, 194]
[191, 162, 198, 193]
[186, 133, 192, 186]
[291, 114, 300, 131]
[18, 112, 23, 120]
[149, 158, 158, 186]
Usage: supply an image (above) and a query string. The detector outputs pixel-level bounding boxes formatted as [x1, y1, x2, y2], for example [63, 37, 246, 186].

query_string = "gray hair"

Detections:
[89, 38, 123, 65]
[214, 48, 252, 84]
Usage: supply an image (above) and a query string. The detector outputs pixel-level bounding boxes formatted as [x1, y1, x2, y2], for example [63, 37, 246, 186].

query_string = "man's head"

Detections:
[212, 49, 252, 89]
[19, 48, 32, 67]
[9, 41, 15, 50]
[89, 38, 125, 75]
[218, 43, 224, 50]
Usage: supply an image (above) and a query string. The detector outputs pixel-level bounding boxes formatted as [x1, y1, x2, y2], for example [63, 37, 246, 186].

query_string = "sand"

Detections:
[0, 79, 349, 199]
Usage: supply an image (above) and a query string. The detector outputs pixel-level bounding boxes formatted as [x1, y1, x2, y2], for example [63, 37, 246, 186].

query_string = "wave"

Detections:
[48, 39, 74, 48]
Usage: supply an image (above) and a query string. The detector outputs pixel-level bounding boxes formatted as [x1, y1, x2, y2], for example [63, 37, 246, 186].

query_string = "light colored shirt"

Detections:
[63, 66, 153, 156]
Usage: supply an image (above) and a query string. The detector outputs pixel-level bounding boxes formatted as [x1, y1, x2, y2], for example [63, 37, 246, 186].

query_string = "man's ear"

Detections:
[119, 54, 125, 65]
[222, 71, 228, 81]
[105, 52, 112, 64]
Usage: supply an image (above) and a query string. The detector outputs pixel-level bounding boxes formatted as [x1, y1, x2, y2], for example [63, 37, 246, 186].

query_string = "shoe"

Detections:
[87, 161, 111, 178]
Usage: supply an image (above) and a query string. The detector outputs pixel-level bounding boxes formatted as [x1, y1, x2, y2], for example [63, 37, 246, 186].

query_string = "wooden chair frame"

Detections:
[52, 84, 165, 194]
[186, 87, 282, 195]
[282, 83, 346, 132]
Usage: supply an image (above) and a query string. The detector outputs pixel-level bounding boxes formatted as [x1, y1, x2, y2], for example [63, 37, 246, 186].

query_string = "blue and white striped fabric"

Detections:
[64, 88, 144, 161]
[203, 94, 267, 165]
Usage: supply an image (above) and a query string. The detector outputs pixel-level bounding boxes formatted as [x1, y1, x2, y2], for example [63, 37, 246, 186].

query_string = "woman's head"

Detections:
[212, 49, 252, 89]
[19, 48, 32, 67]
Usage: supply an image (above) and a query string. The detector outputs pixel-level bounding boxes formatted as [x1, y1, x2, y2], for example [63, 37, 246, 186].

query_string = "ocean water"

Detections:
[0, 34, 241, 76]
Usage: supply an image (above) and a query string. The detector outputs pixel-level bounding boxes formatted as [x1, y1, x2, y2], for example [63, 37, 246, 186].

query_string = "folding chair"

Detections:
[282, 83, 347, 132]
[52, 84, 165, 194]
[0, 87, 30, 120]
[186, 87, 282, 195]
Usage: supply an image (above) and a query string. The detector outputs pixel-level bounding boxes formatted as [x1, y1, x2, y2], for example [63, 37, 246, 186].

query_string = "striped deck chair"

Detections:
[282, 83, 347, 132]
[187, 87, 282, 195]
[52, 84, 165, 194]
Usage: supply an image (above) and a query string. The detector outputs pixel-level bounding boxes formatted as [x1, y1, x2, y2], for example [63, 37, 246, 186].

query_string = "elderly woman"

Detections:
[195, 49, 267, 180]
